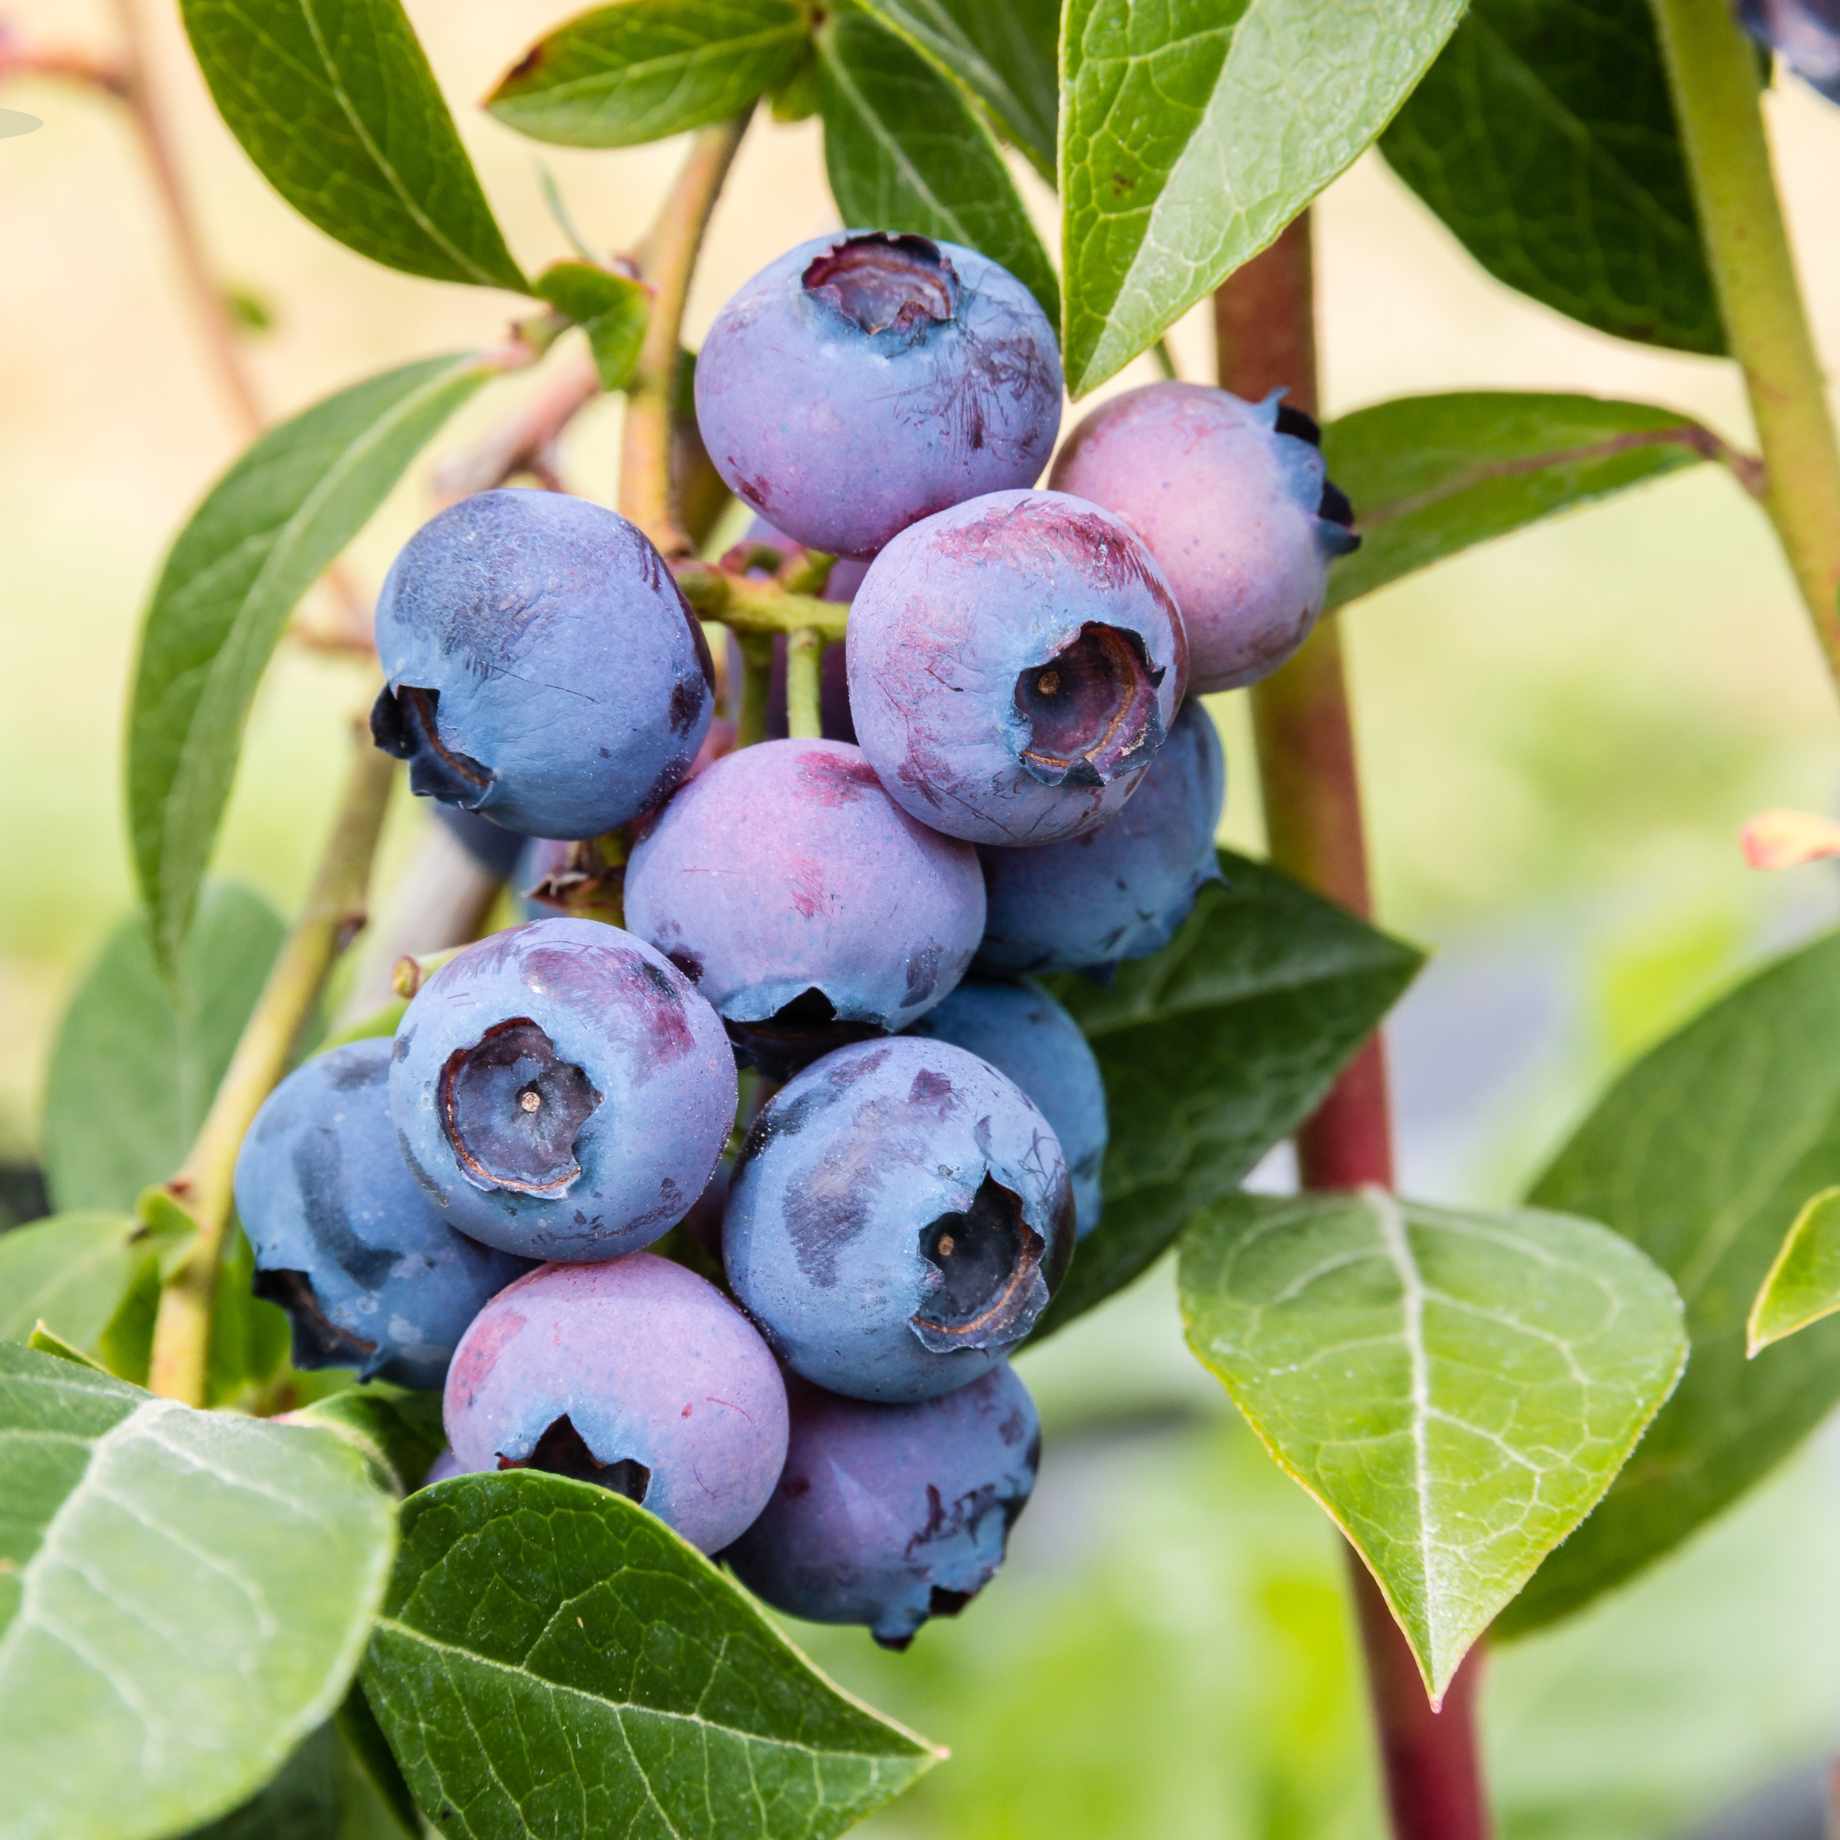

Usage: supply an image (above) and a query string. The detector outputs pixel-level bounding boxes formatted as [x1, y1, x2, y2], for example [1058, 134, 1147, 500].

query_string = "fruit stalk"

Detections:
[1218, 215, 1492, 1840]
[785, 629, 824, 739]
[147, 731, 396, 1406]
[1651, 0, 1840, 682]
[619, 113, 752, 555]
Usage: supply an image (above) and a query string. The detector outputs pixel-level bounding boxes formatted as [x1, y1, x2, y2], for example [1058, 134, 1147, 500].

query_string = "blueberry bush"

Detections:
[3, 1, 1839, 1836]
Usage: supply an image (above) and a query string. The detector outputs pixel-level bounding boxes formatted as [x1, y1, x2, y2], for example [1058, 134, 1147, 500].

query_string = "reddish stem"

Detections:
[1214, 217, 1491, 1840]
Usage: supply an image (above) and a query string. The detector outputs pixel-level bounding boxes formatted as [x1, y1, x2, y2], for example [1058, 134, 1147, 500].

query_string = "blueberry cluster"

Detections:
[235, 229, 1355, 1648]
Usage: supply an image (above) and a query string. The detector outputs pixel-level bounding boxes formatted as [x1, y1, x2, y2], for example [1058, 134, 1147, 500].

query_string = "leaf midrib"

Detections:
[281, 0, 507, 287]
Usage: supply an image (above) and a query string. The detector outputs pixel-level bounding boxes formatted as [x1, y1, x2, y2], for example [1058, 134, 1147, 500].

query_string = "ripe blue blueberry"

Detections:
[977, 700, 1225, 975]
[431, 802, 525, 881]
[389, 917, 738, 1262]
[444, 1254, 788, 1554]
[908, 979, 1108, 1240]
[232, 1039, 530, 1387]
[846, 489, 1189, 845]
[1050, 382, 1358, 692]
[370, 488, 714, 839]
[1740, 0, 1840, 100]
[624, 739, 986, 1072]
[723, 1365, 1040, 1649]
[695, 231, 1063, 559]
[722, 1036, 1074, 1402]
[422, 1446, 468, 1486]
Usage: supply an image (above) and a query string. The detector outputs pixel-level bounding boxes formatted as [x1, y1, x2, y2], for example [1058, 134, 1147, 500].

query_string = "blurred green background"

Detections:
[6, 5, 1840, 1834]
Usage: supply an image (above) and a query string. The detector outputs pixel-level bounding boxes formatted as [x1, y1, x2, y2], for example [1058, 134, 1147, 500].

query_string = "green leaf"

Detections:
[1038, 852, 1422, 1336]
[1323, 392, 1726, 612]
[363, 1471, 939, 1838]
[1748, 1187, 1840, 1355]
[1502, 931, 1840, 1635]
[126, 355, 490, 967]
[487, 0, 811, 149]
[818, 7, 1060, 326]
[1380, 0, 1722, 354]
[335, 1688, 422, 1838]
[0, 1212, 188, 1380]
[855, 0, 1059, 175]
[188, 1693, 423, 1838]
[1180, 1190, 1687, 1702]
[0, 1344, 396, 1840]
[286, 1385, 446, 1497]
[43, 884, 284, 1213]
[1058, 0, 1466, 395]
[190, 1724, 342, 1840]
[533, 260, 651, 392]
[179, 0, 525, 289]
[209, 1227, 298, 1411]
[24, 1325, 111, 1373]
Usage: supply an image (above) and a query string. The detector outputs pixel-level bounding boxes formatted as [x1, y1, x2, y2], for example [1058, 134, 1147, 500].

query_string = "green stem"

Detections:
[734, 635, 773, 748]
[619, 115, 751, 555]
[674, 561, 849, 640]
[147, 735, 396, 1406]
[1651, 0, 1840, 680]
[785, 630, 824, 738]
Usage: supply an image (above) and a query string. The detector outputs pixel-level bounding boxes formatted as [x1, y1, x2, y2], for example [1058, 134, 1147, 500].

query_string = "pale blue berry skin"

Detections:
[422, 1446, 469, 1486]
[847, 490, 1189, 846]
[1740, 0, 1840, 100]
[624, 739, 985, 1067]
[722, 1037, 1074, 1403]
[432, 803, 525, 881]
[908, 979, 1108, 1240]
[371, 488, 714, 839]
[976, 700, 1224, 976]
[389, 918, 738, 1263]
[695, 231, 1063, 559]
[1050, 382, 1359, 693]
[232, 1040, 531, 1388]
[444, 1255, 788, 1554]
[723, 1366, 1040, 1649]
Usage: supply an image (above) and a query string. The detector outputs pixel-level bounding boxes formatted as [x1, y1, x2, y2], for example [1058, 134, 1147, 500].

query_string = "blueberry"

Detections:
[723, 1365, 1039, 1649]
[1740, 0, 1840, 100]
[722, 1036, 1074, 1402]
[370, 488, 714, 839]
[977, 699, 1225, 975]
[1049, 382, 1359, 693]
[431, 803, 525, 881]
[908, 979, 1108, 1240]
[231, 1039, 531, 1387]
[624, 739, 985, 1073]
[846, 489, 1189, 845]
[443, 1254, 788, 1553]
[422, 1446, 469, 1486]
[694, 231, 1063, 558]
[389, 917, 738, 1262]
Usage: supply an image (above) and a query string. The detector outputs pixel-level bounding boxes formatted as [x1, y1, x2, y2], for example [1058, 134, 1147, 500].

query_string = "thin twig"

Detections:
[147, 732, 396, 1406]
[103, 0, 378, 650]
[0, 28, 130, 96]
[619, 114, 752, 554]
[785, 630, 823, 739]
[108, 0, 262, 435]
[431, 347, 602, 503]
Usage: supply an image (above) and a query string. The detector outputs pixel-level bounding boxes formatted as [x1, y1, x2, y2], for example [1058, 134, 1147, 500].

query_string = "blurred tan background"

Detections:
[6, 6, 1840, 1835]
